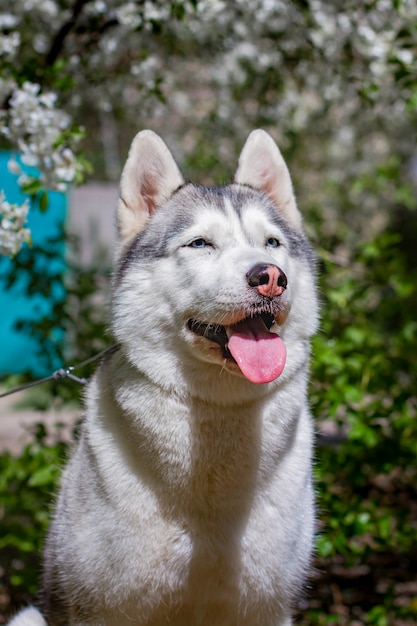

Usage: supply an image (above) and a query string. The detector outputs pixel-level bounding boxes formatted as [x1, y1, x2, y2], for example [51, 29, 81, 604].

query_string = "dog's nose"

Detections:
[246, 263, 287, 298]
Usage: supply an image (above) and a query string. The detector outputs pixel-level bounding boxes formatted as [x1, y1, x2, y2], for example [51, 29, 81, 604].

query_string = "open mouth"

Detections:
[187, 312, 275, 355]
[187, 312, 286, 384]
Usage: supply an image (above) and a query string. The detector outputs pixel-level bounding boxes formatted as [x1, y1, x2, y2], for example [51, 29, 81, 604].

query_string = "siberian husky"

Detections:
[9, 129, 319, 626]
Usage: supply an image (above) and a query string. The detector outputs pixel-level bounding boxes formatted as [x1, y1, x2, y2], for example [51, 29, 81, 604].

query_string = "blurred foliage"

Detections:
[301, 227, 417, 622]
[0, 424, 71, 611]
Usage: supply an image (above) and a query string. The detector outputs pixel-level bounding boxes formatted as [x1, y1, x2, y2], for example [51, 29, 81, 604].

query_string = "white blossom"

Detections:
[7, 157, 21, 175]
[396, 48, 414, 66]
[0, 81, 83, 192]
[33, 33, 49, 54]
[0, 12, 20, 29]
[0, 31, 20, 58]
[0, 191, 31, 256]
[115, 2, 142, 29]
[21, 0, 59, 18]
[143, 1, 169, 23]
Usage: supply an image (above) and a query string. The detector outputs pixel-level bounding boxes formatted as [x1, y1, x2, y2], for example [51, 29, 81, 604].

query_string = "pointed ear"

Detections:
[234, 129, 302, 231]
[117, 130, 185, 247]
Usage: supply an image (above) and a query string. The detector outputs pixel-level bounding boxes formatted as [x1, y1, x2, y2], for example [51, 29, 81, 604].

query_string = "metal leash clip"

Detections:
[52, 367, 88, 386]
[0, 345, 119, 399]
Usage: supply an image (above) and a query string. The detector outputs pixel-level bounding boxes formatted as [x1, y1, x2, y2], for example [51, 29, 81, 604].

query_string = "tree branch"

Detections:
[44, 0, 91, 68]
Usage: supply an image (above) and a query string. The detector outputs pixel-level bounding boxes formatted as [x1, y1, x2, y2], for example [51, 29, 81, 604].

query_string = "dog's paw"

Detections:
[8, 607, 47, 626]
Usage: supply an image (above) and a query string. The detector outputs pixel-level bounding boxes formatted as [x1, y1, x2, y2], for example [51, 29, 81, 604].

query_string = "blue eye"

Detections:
[188, 238, 211, 248]
[266, 237, 280, 248]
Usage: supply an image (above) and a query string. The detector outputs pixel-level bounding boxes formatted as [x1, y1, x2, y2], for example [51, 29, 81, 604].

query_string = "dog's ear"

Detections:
[117, 130, 184, 247]
[234, 129, 302, 232]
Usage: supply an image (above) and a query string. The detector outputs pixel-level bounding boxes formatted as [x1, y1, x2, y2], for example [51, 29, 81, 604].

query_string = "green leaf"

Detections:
[39, 191, 49, 213]
[28, 465, 58, 487]
[21, 178, 42, 196]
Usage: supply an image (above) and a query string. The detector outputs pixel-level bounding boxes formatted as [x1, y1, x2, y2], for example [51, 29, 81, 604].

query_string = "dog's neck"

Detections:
[105, 347, 299, 407]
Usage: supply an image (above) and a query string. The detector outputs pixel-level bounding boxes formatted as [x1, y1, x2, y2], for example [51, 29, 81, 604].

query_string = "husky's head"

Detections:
[112, 130, 319, 398]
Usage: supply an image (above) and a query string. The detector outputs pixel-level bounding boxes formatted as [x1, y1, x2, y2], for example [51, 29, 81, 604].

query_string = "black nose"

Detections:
[246, 264, 287, 298]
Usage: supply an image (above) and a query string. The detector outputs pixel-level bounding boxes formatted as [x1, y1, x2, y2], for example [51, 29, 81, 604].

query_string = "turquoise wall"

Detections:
[0, 151, 67, 377]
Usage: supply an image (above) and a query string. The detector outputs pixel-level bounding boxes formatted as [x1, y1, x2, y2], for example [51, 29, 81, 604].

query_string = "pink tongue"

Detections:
[227, 317, 286, 384]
